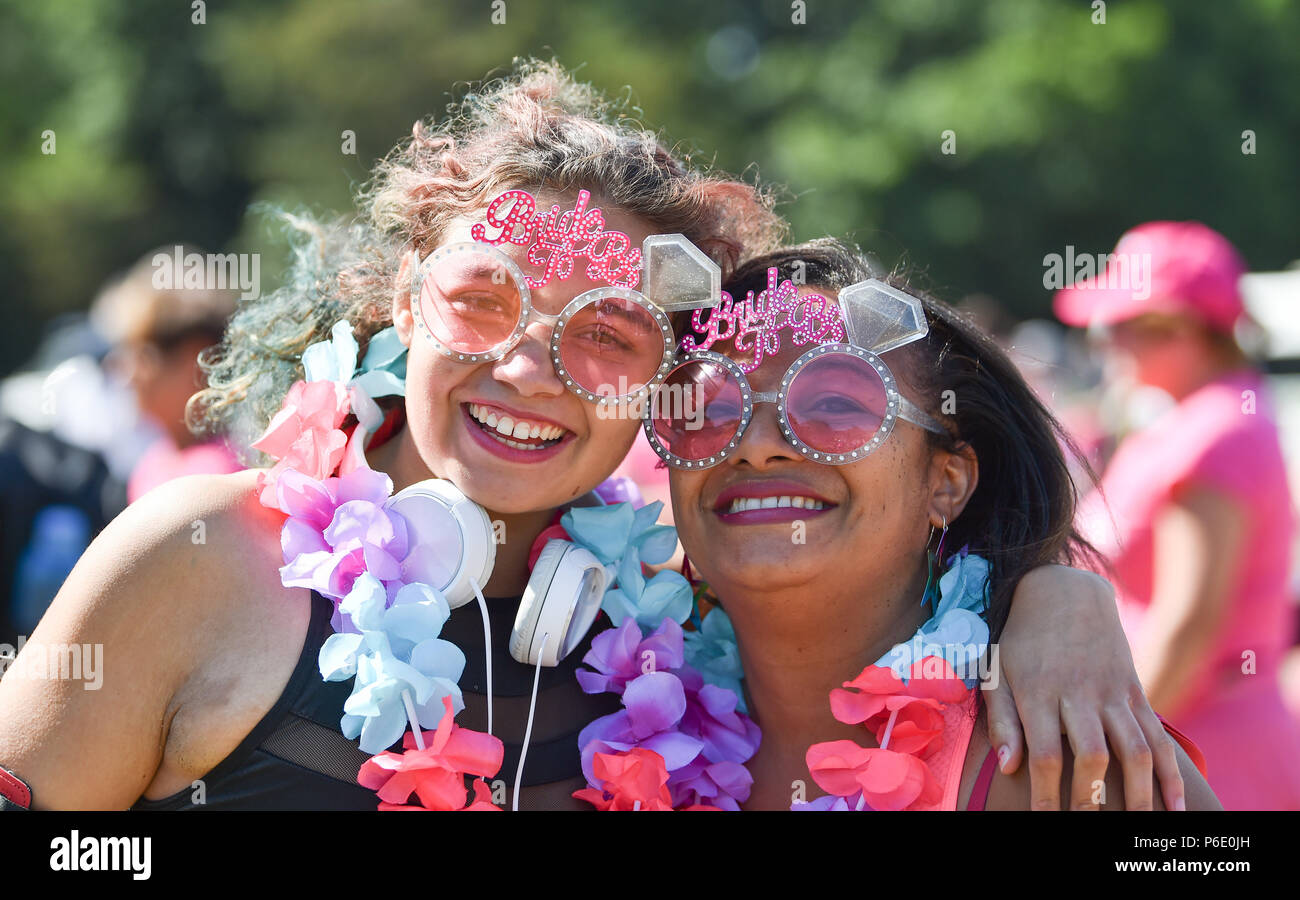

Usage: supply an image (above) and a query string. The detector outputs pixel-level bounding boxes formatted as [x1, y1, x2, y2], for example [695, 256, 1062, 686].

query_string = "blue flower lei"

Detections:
[259, 321, 759, 809]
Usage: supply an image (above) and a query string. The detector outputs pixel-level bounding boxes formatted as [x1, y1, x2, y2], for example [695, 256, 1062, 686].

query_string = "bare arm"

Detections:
[0, 472, 268, 809]
[1136, 488, 1245, 718]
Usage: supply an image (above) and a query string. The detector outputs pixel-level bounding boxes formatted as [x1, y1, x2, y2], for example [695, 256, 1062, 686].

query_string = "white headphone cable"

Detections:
[511, 631, 550, 812]
[401, 690, 426, 751]
[469, 576, 493, 737]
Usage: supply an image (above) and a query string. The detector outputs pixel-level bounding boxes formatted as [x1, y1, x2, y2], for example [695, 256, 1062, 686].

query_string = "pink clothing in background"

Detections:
[127, 436, 243, 503]
[1078, 369, 1300, 809]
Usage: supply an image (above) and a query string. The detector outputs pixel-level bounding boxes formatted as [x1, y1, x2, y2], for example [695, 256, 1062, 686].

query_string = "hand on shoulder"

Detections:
[970, 719, 1221, 810]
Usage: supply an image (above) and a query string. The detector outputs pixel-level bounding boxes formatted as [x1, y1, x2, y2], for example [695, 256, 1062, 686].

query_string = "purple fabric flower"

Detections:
[577, 671, 706, 785]
[791, 792, 870, 811]
[593, 476, 643, 508]
[677, 670, 762, 767]
[668, 758, 753, 811]
[275, 465, 409, 614]
[274, 467, 338, 525]
[575, 618, 761, 810]
[575, 618, 686, 696]
[623, 671, 688, 738]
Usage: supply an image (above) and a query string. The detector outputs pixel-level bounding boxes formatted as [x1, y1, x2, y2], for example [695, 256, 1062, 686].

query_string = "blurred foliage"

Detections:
[1, 0, 1297, 373]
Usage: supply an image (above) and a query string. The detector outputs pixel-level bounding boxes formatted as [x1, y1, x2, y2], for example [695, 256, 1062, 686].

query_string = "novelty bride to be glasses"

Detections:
[409, 188, 720, 405]
[645, 270, 948, 468]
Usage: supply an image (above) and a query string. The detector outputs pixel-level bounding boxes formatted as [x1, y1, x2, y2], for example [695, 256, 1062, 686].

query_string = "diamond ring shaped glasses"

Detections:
[410, 235, 720, 406]
[646, 278, 947, 469]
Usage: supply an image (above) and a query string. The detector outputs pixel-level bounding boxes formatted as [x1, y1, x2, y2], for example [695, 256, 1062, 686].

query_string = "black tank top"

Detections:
[131, 588, 618, 810]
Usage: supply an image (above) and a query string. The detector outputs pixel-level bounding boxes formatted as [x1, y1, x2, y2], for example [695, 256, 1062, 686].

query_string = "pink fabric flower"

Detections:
[253, 379, 351, 506]
[276, 465, 408, 606]
[805, 740, 942, 811]
[358, 696, 504, 811]
[829, 659, 969, 758]
[572, 748, 675, 811]
[376, 779, 500, 812]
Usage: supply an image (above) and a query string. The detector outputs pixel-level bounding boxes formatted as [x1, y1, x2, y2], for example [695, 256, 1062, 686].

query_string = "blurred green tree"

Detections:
[1, 0, 1296, 375]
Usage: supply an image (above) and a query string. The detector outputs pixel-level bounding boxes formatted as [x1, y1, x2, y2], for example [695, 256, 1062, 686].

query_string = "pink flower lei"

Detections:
[252, 319, 759, 810]
[253, 319, 986, 811]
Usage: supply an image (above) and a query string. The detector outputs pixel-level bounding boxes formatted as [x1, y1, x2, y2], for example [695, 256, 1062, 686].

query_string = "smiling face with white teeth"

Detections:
[668, 284, 970, 601]
[383, 189, 656, 516]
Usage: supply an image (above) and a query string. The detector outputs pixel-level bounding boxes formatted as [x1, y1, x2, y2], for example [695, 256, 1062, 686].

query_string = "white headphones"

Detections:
[384, 478, 608, 667]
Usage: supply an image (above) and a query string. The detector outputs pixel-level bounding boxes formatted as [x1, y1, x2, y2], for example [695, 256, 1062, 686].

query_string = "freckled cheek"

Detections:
[840, 443, 924, 527]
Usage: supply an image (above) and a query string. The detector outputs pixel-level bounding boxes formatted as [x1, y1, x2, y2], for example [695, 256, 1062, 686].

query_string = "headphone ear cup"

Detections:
[511, 540, 607, 667]
[385, 479, 496, 608]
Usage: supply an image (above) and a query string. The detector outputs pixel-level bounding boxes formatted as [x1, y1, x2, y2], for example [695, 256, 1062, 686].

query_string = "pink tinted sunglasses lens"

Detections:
[558, 295, 663, 396]
[785, 353, 889, 455]
[420, 248, 523, 354]
[651, 359, 742, 461]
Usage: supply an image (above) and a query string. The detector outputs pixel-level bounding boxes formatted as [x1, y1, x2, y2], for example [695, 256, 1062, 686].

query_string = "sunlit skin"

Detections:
[667, 287, 979, 809]
[371, 190, 653, 596]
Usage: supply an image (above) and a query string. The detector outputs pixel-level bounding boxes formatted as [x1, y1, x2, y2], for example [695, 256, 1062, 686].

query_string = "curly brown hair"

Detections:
[189, 58, 786, 463]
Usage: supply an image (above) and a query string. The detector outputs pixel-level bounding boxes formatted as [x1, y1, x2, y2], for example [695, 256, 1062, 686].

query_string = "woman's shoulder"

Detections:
[51, 467, 297, 646]
[98, 468, 283, 587]
[0, 467, 310, 808]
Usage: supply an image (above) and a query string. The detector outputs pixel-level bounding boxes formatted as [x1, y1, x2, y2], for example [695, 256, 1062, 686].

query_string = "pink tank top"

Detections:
[940, 698, 1209, 811]
[911, 691, 983, 811]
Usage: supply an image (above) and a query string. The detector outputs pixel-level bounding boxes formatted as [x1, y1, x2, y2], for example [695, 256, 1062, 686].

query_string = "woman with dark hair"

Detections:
[636, 239, 1219, 809]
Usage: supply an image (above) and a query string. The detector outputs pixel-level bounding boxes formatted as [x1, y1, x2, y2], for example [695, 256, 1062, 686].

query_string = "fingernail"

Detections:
[997, 745, 1010, 772]
[1174, 796, 1186, 811]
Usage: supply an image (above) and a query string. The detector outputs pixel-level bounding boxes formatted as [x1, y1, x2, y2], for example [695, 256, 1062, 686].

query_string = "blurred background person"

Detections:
[90, 247, 241, 503]
[0, 313, 135, 644]
[1056, 220, 1300, 810]
[0, 247, 240, 643]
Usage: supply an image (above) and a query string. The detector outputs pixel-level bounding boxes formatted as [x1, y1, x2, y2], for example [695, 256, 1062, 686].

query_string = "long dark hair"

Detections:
[675, 238, 1100, 640]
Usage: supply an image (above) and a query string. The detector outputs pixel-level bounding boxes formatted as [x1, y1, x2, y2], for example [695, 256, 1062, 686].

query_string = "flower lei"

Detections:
[252, 320, 760, 810]
[794, 549, 992, 811]
[253, 319, 991, 812]
[684, 548, 992, 811]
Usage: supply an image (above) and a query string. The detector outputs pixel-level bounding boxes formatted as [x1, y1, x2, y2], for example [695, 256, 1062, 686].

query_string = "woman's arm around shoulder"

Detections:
[0, 469, 285, 809]
[977, 724, 1221, 810]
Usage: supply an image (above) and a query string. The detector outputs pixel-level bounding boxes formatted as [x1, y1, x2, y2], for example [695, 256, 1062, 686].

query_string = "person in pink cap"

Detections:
[1057, 220, 1300, 810]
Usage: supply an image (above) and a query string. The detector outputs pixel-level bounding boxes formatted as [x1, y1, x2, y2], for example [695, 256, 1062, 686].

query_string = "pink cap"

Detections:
[1053, 221, 1247, 333]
